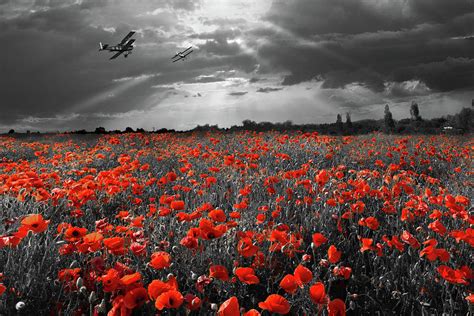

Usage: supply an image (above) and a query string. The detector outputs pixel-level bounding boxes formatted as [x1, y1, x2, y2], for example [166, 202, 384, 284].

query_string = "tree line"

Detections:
[5, 101, 473, 135]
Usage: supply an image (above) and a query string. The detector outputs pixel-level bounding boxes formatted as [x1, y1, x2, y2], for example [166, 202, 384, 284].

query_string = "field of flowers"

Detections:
[0, 132, 472, 315]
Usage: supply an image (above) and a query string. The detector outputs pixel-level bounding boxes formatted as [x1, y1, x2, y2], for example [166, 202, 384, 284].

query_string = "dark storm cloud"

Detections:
[0, 0, 257, 127]
[266, 0, 473, 37]
[228, 91, 248, 96]
[259, 0, 474, 91]
[256, 87, 283, 93]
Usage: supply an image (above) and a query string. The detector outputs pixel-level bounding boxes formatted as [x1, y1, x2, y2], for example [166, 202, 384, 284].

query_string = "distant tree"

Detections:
[94, 127, 106, 134]
[455, 107, 473, 133]
[136, 128, 145, 133]
[410, 101, 422, 121]
[26, 130, 30, 134]
[345, 112, 352, 129]
[124, 127, 134, 133]
[242, 119, 257, 130]
[336, 114, 343, 131]
[8, 129, 15, 134]
[384, 104, 395, 132]
[282, 120, 293, 128]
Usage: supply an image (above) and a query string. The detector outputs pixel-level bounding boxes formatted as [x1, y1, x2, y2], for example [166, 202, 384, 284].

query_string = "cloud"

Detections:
[257, 8, 474, 91]
[0, 0, 472, 131]
[228, 91, 248, 96]
[384, 80, 431, 98]
[256, 87, 283, 93]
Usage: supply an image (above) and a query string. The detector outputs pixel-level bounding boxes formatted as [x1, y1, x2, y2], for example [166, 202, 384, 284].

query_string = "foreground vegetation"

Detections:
[0, 132, 472, 315]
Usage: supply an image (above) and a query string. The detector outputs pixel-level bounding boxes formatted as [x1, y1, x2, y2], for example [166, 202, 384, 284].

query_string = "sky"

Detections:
[1, 0, 473, 132]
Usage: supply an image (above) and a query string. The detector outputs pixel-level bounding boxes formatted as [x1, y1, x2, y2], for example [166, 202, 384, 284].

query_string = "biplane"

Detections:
[99, 31, 136, 60]
[172, 46, 193, 62]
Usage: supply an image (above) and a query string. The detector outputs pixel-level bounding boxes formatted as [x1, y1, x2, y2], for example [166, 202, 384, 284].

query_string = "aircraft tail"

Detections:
[99, 42, 108, 50]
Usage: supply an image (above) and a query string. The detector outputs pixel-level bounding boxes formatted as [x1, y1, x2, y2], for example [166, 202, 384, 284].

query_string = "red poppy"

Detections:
[258, 294, 291, 315]
[437, 265, 469, 285]
[170, 200, 185, 210]
[327, 298, 346, 316]
[82, 232, 103, 252]
[328, 245, 342, 264]
[21, 214, 49, 233]
[243, 309, 261, 316]
[280, 274, 298, 294]
[148, 276, 178, 300]
[309, 282, 327, 305]
[312, 233, 328, 247]
[100, 268, 120, 292]
[64, 226, 87, 242]
[184, 294, 202, 311]
[217, 296, 240, 316]
[360, 238, 374, 252]
[294, 265, 313, 286]
[180, 236, 198, 249]
[361, 217, 379, 230]
[209, 209, 227, 222]
[123, 287, 148, 309]
[0, 283, 5, 296]
[333, 266, 352, 280]
[120, 272, 141, 286]
[199, 219, 226, 240]
[103, 237, 126, 255]
[237, 237, 259, 257]
[235, 267, 260, 285]
[155, 290, 183, 310]
[210, 265, 230, 281]
[150, 251, 171, 270]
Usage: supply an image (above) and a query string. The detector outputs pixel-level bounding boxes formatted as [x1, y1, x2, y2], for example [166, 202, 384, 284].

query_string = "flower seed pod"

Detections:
[80, 286, 88, 295]
[349, 301, 356, 310]
[16, 301, 26, 311]
[97, 299, 107, 313]
[89, 291, 97, 304]
[191, 271, 198, 280]
[76, 277, 83, 288]
[210, 303, 218, 311]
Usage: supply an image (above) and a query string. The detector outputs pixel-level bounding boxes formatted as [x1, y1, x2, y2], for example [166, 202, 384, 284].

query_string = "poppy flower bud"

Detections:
[76, 277, 83, 288]
[191, 271, 198, 280]
[97, 299, 107, 313]
[172, 246, 178, 252]
[302, 254, 312, 261]
[89, 291, 97, 304]
[80, 286, 87, 295]
[416, 226, 423, 233]
[167, 273, 175, 280]
[349, 301, 356, 310]
[210, 303, 218, 310]
[319, 259, 329, 267]
[16, 301, 25, 311]
[69, 260, 78, 268]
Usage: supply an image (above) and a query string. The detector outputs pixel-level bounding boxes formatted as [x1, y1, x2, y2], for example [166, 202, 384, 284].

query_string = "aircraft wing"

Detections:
[172, 57, 182, 62]
[183, 50, 193, 57]
[122, 39, 135, 49]
[181, 46, 192, 53]
[109, 51, 124, 60]
[120, 31, 136, 45]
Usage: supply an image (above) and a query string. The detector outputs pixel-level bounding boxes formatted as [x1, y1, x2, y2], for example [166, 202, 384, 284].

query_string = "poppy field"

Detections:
[0, 132, 472, 315]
